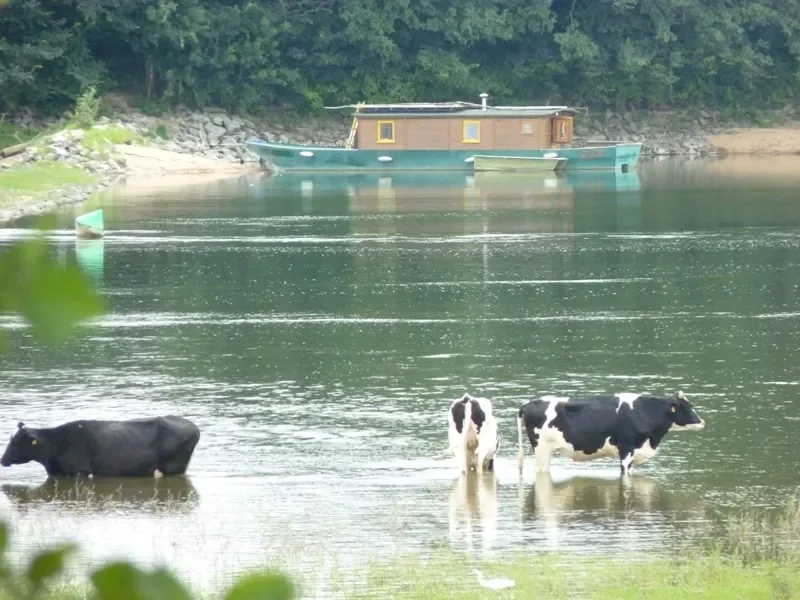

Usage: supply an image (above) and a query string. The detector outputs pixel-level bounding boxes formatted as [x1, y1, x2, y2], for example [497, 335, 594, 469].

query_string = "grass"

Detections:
[0, 161, 97, 207]
[341, 551, 800, 599]
[80, 125, 147, 152]
[0, 161, 95, 193]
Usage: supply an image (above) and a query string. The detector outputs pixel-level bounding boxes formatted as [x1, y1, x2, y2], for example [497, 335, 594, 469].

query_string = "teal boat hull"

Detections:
[246, 141, 641, 172]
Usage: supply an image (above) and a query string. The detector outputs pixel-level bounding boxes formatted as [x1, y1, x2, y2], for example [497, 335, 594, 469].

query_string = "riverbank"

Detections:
[6, 548, 799, 600]
[0, 119, 261, 225]
[2, 103, 799, 225]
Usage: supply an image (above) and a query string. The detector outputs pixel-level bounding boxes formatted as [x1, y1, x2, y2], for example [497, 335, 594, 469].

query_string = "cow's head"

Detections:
[0, 422, 42, 467]
[669, 391, 705, 430]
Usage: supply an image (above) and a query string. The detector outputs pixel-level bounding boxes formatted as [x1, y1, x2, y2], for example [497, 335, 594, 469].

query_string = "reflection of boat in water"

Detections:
[75, 239, 104, 286]
[448, 472, 498, 554]
[258, 170, 641, 212]
[1, 476, 199, 514]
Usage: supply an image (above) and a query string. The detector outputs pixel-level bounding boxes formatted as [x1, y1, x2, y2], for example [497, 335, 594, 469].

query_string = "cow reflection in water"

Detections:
[521, 472, 706, 550]
[1, 476, 198, 515]
[448, 472, 498, 553]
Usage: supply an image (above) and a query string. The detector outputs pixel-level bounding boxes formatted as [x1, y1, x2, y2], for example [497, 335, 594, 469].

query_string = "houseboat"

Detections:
[245, 94, 642, 173]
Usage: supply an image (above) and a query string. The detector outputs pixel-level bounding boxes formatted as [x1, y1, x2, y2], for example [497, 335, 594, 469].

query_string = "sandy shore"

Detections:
[117, 144, 262, 175]
[708, 127, 800, 155]
[0, 144, 264, 224]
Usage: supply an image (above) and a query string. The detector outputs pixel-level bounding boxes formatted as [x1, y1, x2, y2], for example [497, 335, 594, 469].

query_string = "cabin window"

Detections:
[521, 121, 534, 135]
[377, 121, 395, 143]
[462, 120, 481, 143]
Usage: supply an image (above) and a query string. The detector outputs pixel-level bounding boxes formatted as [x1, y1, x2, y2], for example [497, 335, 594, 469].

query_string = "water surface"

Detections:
[1, 157, 800, 593]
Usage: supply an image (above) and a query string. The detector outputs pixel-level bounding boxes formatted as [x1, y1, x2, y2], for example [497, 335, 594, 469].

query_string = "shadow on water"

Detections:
[448, 472, 498, 554]
[1, 475, 199, 514]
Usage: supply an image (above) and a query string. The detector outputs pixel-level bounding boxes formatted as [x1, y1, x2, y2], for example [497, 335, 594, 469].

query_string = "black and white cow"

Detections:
[447, 394, 500, 474]
[0, 416, 201, 479]
[517, 391, 705, 475]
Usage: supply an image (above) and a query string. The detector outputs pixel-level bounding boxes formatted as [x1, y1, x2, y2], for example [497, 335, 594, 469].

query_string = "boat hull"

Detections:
[246, 141, 641, 172]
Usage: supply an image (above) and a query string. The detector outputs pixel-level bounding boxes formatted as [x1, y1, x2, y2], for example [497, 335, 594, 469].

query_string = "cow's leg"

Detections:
[486, 458, 494, 471]
[456, 444, 469, 474]
[618, 448, 635, 476]
[534, 447, 552, 473]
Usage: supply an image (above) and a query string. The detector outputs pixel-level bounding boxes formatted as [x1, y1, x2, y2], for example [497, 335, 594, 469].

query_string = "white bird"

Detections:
[472, 568, 516, 590]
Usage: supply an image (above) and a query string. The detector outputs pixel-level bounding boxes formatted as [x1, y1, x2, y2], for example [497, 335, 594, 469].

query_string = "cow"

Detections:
[447, 394, 500, 474]
[517, 390, 705, 475]
[0, 416, 201, 479]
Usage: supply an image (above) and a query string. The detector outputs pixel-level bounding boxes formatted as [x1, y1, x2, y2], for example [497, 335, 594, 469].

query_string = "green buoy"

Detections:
[75, 209, 104, 239]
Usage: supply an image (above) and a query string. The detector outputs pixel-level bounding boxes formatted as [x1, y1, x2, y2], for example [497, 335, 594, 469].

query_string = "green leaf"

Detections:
[32, 213, 58, 233]
[92, 563, 143, 600]
[26, 544, 77, 587]
[0, 522, 8, 555]
[224, 572, 296, 600]
[0, 234, 108, 343]
[92, 562, 193, 600]
[20, 249, 107, 341]
[138, 568, 193, 600]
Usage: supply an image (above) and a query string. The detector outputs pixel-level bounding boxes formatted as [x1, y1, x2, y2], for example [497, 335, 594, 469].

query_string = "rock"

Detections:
[204, 122, 227, 146]
[222, 116, 243, 134]
[211, 115, 225, 127]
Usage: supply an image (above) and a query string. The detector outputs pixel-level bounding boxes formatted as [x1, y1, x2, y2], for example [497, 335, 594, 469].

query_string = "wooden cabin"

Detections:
[346, 95, 576, 151]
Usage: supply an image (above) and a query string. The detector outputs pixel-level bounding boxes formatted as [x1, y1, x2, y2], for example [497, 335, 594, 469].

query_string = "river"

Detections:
[1, 155, 799, 595]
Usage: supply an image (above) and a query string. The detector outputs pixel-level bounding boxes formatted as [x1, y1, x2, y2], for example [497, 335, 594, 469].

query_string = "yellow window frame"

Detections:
[462, 120, 481, 143]
[377, 120, 395, 143]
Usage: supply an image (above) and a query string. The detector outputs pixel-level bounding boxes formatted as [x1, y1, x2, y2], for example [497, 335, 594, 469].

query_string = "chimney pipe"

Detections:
[480, 93, 488, 110]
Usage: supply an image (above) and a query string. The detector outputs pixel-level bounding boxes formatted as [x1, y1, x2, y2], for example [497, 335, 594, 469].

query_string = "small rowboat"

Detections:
[472, 154, 568, 172]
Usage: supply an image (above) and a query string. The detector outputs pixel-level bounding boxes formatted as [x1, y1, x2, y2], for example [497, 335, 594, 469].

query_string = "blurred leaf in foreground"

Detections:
[0, 215, 107, 347]
[224, 572, 296, 600]
[92, 562, 194, 600]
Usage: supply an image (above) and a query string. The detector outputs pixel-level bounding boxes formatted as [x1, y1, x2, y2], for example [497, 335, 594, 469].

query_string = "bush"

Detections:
[66, 87, 102, 130]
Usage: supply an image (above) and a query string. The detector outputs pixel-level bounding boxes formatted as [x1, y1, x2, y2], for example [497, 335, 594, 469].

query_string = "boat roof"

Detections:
[324, 102, 576, 118]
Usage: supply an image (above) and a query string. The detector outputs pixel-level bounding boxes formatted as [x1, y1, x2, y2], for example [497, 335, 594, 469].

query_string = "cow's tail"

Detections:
[517, 406, 524, 473]
[462, 397, 472, 452]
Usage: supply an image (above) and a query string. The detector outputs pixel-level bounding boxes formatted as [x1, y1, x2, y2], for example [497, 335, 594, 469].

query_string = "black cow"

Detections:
[0, 416, 200, 478]
[516, 390, 705, 475]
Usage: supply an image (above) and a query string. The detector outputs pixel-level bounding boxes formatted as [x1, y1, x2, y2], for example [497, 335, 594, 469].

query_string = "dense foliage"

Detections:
[1, 0, 800, 116]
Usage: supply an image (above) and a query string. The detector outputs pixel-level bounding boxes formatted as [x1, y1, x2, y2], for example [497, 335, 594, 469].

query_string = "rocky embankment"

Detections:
[572, 108, 728, 156]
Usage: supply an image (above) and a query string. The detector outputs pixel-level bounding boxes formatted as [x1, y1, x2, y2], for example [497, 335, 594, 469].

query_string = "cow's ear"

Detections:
[17, 422, 24, 430]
